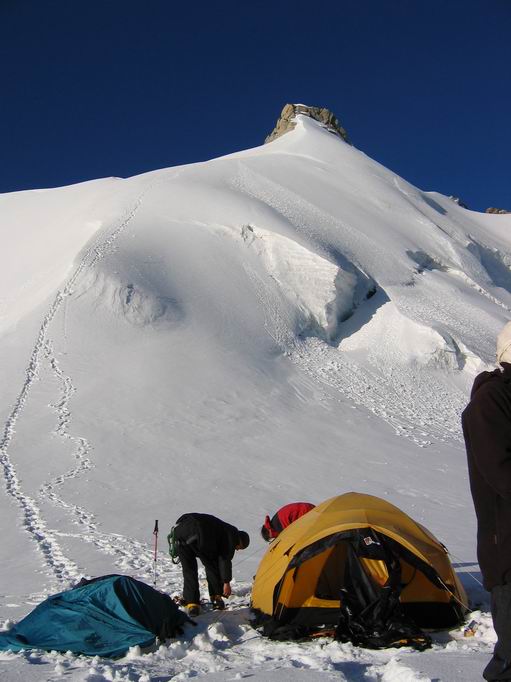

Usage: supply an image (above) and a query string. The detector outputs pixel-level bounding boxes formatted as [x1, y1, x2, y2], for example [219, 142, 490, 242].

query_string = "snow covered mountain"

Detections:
[1, 106, 511, 681]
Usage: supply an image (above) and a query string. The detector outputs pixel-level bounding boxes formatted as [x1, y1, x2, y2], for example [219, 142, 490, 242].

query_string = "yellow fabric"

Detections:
[251, 492, 467, 616]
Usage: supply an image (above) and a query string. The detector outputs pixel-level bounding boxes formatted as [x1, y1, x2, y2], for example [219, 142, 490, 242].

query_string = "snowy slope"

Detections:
[1, 113, 511, 681]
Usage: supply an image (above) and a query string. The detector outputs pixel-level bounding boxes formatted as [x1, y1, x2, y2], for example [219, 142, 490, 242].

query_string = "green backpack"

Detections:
[167, 526, 180, 564]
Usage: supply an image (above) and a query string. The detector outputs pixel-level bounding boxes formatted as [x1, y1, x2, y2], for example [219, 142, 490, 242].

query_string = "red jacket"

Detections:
[263, 502, 315, 539]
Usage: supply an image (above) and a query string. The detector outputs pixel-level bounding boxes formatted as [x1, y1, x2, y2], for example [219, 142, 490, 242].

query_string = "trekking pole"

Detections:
[153, 520, 159, 587]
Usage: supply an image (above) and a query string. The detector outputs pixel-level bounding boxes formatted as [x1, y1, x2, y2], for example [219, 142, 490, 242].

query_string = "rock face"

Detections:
[265, 103, 350, 145]
[486, 207, 510, 214]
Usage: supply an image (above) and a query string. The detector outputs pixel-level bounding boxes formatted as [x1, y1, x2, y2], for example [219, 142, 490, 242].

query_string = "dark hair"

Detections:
[261, 525, 271, 542]
[238, 530, 250, 549]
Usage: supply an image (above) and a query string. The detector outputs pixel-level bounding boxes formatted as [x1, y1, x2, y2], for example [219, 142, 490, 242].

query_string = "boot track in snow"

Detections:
[0, 178, 182, 591]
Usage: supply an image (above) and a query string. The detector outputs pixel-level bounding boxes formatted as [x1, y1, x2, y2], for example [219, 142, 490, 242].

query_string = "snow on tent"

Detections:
[251, 493, 468, 649]
[0, 575, 190, 658]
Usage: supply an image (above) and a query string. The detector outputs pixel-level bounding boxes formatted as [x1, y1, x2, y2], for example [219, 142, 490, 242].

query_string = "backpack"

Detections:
[167, 526, 180, 565]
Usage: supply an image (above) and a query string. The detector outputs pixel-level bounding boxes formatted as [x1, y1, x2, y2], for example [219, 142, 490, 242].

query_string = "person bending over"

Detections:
[173, 512, 249, 616]
[261, 502, 315, 542]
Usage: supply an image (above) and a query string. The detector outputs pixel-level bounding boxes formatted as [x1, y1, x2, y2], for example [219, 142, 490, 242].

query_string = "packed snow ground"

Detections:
[1, 114, 511, 681]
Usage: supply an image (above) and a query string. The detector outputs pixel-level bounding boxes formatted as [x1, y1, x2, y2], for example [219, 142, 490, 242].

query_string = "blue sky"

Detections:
[1, 1, 509, 211]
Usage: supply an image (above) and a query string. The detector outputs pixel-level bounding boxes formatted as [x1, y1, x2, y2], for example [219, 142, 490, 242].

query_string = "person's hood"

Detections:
[497, 321, 511, 364]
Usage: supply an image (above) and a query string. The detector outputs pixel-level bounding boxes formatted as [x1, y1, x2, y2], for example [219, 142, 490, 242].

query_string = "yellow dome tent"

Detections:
[251, 493, 468, 646]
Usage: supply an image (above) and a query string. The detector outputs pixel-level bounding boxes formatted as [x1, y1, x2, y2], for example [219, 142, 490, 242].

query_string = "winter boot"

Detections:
[211, 595, 225, 611]
[185, 603, 201, 617]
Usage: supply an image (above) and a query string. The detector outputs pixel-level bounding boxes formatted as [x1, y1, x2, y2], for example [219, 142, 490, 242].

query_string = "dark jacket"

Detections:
[175, 513, 241, 583]
[263, 502, 315, 539]
[462, 363, 511, 590]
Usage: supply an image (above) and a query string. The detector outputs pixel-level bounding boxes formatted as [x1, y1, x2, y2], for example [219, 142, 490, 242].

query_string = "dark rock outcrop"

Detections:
[265, 103, 350, 145]
[449, 196, 469, 209]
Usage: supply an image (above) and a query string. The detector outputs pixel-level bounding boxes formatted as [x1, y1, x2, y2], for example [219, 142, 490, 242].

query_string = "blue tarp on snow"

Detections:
[0, 574, 190, 658]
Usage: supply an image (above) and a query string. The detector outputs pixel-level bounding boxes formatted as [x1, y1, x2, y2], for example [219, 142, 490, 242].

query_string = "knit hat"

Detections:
[238, 530, 250, 549]
[497, 321, 511, 365]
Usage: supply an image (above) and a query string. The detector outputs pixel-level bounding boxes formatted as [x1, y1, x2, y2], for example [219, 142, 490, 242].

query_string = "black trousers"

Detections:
[174, 517, 223, 604]
[484, 584, 511, 680]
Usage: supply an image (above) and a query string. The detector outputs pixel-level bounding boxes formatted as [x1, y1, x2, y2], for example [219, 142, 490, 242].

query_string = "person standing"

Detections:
[462, 321, 511, 681]
[261, 502, 315, 541]
[172, 513, 250, 616]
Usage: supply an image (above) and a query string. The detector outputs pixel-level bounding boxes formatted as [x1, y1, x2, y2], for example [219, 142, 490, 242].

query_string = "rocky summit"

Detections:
[486, 207, 510, 214]
[264, 103, 350, 145]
